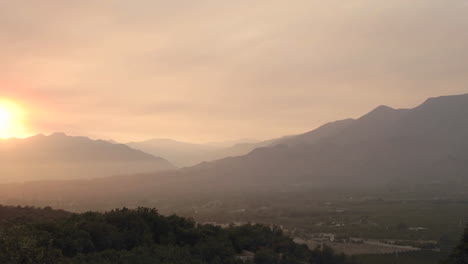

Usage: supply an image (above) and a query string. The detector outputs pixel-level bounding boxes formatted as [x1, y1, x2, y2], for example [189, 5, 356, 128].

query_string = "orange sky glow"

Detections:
[0, 99, 30, 139]
[1, 1, 468, 142]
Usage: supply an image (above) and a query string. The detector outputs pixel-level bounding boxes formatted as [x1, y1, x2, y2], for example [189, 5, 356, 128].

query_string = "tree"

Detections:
[442, 225, 468, 264]
[255, 248, 279, 264]
[0, 206, 358, 264]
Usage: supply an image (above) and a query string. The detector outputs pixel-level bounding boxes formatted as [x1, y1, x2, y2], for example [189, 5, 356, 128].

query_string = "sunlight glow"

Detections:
[0, 100, 28, 139]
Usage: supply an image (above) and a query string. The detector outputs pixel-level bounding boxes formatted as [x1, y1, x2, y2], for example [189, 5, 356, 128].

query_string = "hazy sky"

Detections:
[1, 0, 468, 142]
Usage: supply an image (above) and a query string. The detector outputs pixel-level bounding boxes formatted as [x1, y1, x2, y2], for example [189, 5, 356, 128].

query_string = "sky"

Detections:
[1, 0, 468, 142]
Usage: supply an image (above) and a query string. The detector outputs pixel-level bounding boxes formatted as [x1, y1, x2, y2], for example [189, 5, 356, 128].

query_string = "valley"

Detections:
[0, 93, 468, 263]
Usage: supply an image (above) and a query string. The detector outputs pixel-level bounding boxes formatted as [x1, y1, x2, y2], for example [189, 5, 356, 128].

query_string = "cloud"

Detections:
[0, 0, 467, 141]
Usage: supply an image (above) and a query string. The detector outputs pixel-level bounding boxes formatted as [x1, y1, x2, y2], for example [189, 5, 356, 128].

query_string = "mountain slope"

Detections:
[111, 93, 468, 191]
[1, 93, 468, 202]
[187, 94, 468, 189]
[127, 138, 219, 167]
[127, 138, 274, 167]
[0, 133, 175, 182]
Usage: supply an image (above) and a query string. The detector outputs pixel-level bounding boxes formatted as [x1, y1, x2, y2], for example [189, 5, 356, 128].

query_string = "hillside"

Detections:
[1, 93, 468, 202]
[177, 93, 468, 190]
[0, 207, 357, 264]
[127, 138, 219, 167]
[0, 133, 175, 182]
[127, 138, 276, 167]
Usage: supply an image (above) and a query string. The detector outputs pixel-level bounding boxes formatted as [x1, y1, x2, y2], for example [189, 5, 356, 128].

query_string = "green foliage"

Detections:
[254, 248, 279, 264]
[0, 205, 70, 223]
[356, 251, 446, 264]
[0, 207, 357, 264]
[310, 246, 352, 264]
[442, 225, 468, 264]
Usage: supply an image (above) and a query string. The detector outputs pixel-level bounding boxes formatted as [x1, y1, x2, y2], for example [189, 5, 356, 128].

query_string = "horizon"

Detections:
[1, 92, 467, 143]
[2, 1, 468, 142]
[2, 2, 468, 263]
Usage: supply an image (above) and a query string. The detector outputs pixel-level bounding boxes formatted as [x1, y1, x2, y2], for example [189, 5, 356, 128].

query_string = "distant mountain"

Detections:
[0, 133, 175, 182]
[181, 94, 468, 190]
[107, 139, 119, 144]
[204, 138, 260, 148]
[2, 94, 468, 203]
[127, 138, 273, 167]
[127, 138, 218, 167]
[279, 119, 354, 146]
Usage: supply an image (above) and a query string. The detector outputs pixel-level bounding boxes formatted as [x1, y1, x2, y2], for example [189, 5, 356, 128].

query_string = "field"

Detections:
[355, 251, 447, 264]
[155, 189, 468, 255]
[4, 188, 467, 259]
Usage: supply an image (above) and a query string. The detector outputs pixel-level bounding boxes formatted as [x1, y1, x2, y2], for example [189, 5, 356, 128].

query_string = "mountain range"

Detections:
[0, 133, 174, 182]
[1, 93, 468, 204]
[127, 138, 271, 167]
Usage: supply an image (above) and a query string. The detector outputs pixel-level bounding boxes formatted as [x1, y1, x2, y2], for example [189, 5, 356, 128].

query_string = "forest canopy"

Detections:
[0, 206, 357, 264]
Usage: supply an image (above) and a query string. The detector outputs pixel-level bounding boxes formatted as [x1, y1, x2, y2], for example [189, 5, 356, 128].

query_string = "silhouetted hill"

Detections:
[127, 138, 275, 167]
[127, 138, 219, 167]
[204, 138, 260, 148]
[1, 94, 468, 203]
[279, 119, 355, 146]
[186, 94, 468, 190]
[0, 133, 174, 182]
[198, 136, 294, 165]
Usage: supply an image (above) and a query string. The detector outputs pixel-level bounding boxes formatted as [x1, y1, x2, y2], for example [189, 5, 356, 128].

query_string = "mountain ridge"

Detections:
[1, 93, 468, 202]
[127, 137, 278, 167]
[0, 133, 175, 182]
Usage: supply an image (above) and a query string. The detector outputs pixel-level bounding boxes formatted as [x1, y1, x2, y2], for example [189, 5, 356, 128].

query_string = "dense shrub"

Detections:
[0, 207, 357, 264]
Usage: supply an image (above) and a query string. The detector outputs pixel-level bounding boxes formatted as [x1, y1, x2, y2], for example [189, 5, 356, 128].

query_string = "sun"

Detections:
[0, 100, 27, 139]
[0, 107, 12, 128]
